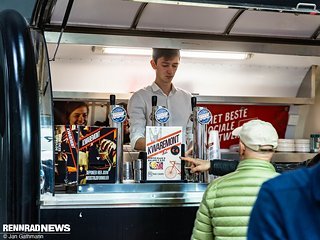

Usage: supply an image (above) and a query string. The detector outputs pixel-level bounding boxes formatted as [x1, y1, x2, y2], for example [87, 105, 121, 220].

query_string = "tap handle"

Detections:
[138, 151, 147, 161]
[152, 96, 157, 107]
[110, 94, 116, 105]
[181, 144, 185, 157]
[191, 96, 197, 110]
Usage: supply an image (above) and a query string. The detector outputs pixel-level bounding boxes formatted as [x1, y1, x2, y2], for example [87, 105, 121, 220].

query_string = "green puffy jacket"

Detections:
[192, 159, 279, 240]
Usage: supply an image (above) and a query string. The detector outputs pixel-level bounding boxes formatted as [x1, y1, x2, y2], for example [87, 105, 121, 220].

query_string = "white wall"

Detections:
[48, 44, 319, 97]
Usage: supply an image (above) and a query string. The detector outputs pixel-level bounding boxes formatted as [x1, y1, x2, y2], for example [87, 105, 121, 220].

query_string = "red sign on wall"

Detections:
[198, 104, 289, 149]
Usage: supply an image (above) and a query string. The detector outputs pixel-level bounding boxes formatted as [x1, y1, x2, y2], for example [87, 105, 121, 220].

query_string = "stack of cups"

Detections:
[134, 151, 147, 183]
[277, 139, 295, 152]
[133, 159, 142, 183]
[207, 130, 221, 160]
[207, 130, 221, 181]
[277, 139, 310, 152]
[295, 139, 310, 152]
[123, 162, 134, 183]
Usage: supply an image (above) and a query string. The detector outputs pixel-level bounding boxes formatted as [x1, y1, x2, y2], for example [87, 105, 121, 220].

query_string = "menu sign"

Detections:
[78, 126, 117, 184]
[146, 126, 182, 181]
[54, 125, 78, 185]
[54, 125, 118, 186]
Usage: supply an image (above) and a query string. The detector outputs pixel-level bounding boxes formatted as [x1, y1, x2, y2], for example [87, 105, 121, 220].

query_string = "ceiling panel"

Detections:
[50, 0, 142, 28]
[47, 0, 320, 45]
[132, 0, 320, 12]
[232, 11, 320, 38]
[137, 3, 238, 33]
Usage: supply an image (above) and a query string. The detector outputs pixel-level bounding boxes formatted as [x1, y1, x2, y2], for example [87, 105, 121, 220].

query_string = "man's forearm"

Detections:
[134, 138, 146, 151]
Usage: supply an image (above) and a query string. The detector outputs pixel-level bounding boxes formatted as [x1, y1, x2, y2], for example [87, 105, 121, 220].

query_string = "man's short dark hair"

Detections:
[152, 48, 180, 63]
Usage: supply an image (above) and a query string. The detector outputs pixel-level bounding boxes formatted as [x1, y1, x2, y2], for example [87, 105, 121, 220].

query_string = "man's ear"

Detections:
[239, 141, 246, 155]
[150, 59, 157, 70]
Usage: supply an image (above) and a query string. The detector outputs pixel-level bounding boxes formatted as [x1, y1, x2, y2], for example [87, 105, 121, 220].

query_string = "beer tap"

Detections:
[187, 96, 212, 183]
[149, 95, 169, 126]
[109, 94, 127, 183]
[150, 96, 159, 126]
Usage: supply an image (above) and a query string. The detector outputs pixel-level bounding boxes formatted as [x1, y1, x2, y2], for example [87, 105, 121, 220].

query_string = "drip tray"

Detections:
[78, 182, 208, 193]
[41, 183, 208, 208]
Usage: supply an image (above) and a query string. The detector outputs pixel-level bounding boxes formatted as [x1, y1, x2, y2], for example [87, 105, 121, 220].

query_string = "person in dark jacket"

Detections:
[247, 154, 320, 240]
[181, 148, 317, 176]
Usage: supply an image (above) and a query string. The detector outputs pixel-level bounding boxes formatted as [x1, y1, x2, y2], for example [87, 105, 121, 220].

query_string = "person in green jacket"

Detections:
[186, 119, 280, 240]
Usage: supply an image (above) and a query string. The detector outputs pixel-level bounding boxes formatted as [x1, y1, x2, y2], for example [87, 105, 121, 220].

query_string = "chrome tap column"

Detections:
[190, 97, 212, 183]
[109, 95, 127, 183]
[150, 95, 169, 126]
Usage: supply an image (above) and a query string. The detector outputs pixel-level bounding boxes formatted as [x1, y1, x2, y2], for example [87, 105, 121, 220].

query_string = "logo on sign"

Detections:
[197, 108, 212, 125]
[155, 107, 170, 124]
[149, 161, 164, 170]
[111, 106, 126, 123]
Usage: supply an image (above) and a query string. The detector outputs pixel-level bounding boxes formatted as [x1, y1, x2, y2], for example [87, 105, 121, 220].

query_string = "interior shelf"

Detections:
[221, 152, 316, 162]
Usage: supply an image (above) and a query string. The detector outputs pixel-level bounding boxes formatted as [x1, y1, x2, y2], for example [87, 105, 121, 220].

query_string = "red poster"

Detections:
[198, 104, 289, 149]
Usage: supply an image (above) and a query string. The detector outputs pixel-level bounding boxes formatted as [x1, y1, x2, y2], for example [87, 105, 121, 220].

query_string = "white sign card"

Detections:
[146, 126, 183, 181]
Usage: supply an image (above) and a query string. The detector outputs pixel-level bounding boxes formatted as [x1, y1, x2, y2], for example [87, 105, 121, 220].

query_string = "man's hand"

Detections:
[180, 156, 211, 173]
[185, 146, 193, 157]
[134, 137, 146, 151]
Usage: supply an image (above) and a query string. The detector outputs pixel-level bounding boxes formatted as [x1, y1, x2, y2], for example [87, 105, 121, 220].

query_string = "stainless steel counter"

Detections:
[42, 152, 315, 210]
[41, 183, 207, 209]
